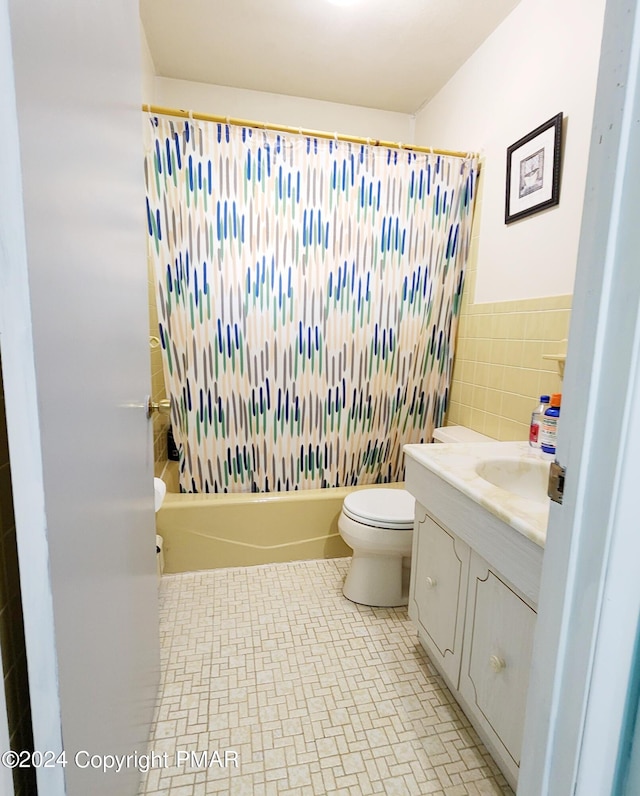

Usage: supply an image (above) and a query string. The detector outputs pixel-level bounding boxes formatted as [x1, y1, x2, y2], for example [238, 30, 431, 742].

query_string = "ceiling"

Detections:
[140, 0, 522, 115]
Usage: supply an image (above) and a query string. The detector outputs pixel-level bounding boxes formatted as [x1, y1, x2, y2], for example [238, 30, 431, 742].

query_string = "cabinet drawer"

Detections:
[409, 510, 470, 687]
[460, 553, 537, 773]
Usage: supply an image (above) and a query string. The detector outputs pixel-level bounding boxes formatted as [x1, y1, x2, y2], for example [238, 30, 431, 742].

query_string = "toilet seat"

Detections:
[342, 488, 415, 530]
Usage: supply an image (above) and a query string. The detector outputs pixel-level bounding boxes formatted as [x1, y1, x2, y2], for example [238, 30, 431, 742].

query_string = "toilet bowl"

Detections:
[338, 426, 493, 607]
[338, 488, 415, 607]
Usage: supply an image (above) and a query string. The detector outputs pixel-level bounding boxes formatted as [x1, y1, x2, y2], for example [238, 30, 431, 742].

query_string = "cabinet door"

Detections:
[460, 552, 537, 776]
[409, 510, 470, 687]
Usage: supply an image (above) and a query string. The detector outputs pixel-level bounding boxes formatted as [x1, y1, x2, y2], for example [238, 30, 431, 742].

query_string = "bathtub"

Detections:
[156, 462, 405, 572]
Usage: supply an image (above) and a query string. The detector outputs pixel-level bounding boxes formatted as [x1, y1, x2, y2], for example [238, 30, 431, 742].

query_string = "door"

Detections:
[519, 1, 640, 793]
[1, 2, 160, 795]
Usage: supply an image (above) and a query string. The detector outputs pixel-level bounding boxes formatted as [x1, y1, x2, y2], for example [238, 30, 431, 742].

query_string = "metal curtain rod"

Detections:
[142, 104, 476, 160]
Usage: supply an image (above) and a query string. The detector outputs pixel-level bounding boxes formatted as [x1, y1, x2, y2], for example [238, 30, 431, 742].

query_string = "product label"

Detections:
[540, 416, 559, 449]
[529, 422, 540, 444]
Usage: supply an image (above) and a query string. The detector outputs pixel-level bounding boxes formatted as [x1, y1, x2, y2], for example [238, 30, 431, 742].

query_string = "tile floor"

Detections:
[139, 558, 513, 796]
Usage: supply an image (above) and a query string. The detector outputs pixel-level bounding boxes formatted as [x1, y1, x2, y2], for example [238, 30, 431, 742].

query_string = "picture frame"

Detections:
[505, 113, 563, 224]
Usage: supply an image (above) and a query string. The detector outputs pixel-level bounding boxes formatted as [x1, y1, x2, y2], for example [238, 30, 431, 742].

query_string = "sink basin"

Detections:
[475, 457, 550, 504]
[403, 440, 550, 547]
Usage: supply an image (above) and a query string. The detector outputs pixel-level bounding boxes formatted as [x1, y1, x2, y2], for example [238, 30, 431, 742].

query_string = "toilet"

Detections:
[338, 425, 492, 607]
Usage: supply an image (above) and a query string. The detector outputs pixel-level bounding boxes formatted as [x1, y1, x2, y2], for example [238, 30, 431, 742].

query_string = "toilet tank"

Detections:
[432, 425, 493, 444]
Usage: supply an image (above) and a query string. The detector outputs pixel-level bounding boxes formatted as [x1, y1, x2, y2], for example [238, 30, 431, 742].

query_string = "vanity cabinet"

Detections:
[460, 552, 537, 776]
[410, 506, 470, 687]
[408, 501, 538, 789]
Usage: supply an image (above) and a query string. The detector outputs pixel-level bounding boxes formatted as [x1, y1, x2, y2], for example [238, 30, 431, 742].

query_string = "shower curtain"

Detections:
[144, 116, 478, 493]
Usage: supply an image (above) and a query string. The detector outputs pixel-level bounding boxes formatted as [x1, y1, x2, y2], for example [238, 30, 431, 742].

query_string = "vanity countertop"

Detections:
[403, 440, 550, 548]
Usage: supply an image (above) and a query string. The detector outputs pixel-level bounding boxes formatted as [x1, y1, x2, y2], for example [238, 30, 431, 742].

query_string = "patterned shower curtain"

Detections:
[144, 116, 478, 493]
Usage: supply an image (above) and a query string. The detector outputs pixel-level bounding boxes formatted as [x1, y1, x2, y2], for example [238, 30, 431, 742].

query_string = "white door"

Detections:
[1, 2, 159, 795]
[519, 0, 640, 792]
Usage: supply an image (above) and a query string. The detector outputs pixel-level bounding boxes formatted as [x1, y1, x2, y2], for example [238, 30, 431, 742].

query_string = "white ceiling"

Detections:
[140, 0, 522, 115]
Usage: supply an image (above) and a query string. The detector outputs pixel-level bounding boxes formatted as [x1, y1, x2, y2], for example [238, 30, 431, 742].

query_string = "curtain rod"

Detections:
[142, 104, 476, 160]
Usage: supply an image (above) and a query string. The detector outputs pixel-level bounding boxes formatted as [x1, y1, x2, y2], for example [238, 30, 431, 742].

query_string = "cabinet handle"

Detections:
[425, 577, 437, 589]
[489, 654, 506, 673]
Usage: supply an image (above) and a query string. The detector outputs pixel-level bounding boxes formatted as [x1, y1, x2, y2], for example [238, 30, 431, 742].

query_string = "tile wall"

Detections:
[447, 191, 572, 441]
[448, 292, 571, 441]
[148, 257, 170, 476]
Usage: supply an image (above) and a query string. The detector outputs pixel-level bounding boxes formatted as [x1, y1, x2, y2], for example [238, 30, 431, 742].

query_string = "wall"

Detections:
[154, 76, 414, 142]
[6, 2, 159, 795]
[148, 261, 170, 476]
[140, 23, 155, 105]
[415, 0, 606, 439]
[140, 25, 169, 474]
[415, 0, 606, 304]
[447, 185, 569, 439]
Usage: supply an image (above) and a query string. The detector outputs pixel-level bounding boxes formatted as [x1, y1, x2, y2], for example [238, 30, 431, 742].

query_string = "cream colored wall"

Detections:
[140, 22, 155, 105]
[448, 183, 570, 441]
[414, 0, 605, 439]
[154, 76, 414, 142]
[415, 0, 606, 304]
[141, 28, 167, 475]
[141, 22, 171, 476]
[450, 197, 569, 441]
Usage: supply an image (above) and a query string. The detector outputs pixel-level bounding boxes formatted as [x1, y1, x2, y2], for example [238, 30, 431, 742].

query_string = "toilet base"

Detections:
[342, 551, 409, 607]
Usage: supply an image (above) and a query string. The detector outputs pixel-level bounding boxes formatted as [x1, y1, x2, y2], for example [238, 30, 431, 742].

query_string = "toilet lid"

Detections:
[343, 488, 415, 530]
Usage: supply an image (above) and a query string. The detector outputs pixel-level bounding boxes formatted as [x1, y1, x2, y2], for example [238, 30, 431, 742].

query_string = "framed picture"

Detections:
[505, 113, 563, 224]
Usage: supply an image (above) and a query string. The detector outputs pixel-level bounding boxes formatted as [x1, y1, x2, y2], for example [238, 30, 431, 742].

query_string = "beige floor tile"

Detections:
[138, 559, 513, 796]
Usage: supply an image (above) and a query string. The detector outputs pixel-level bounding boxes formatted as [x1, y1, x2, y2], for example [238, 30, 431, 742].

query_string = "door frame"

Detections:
[519, 0, 640, 792]
[0, 3, 65, 794]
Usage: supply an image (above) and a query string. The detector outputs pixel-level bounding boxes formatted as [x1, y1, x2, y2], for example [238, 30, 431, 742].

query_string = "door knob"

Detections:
[146, 397, 171, 418]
